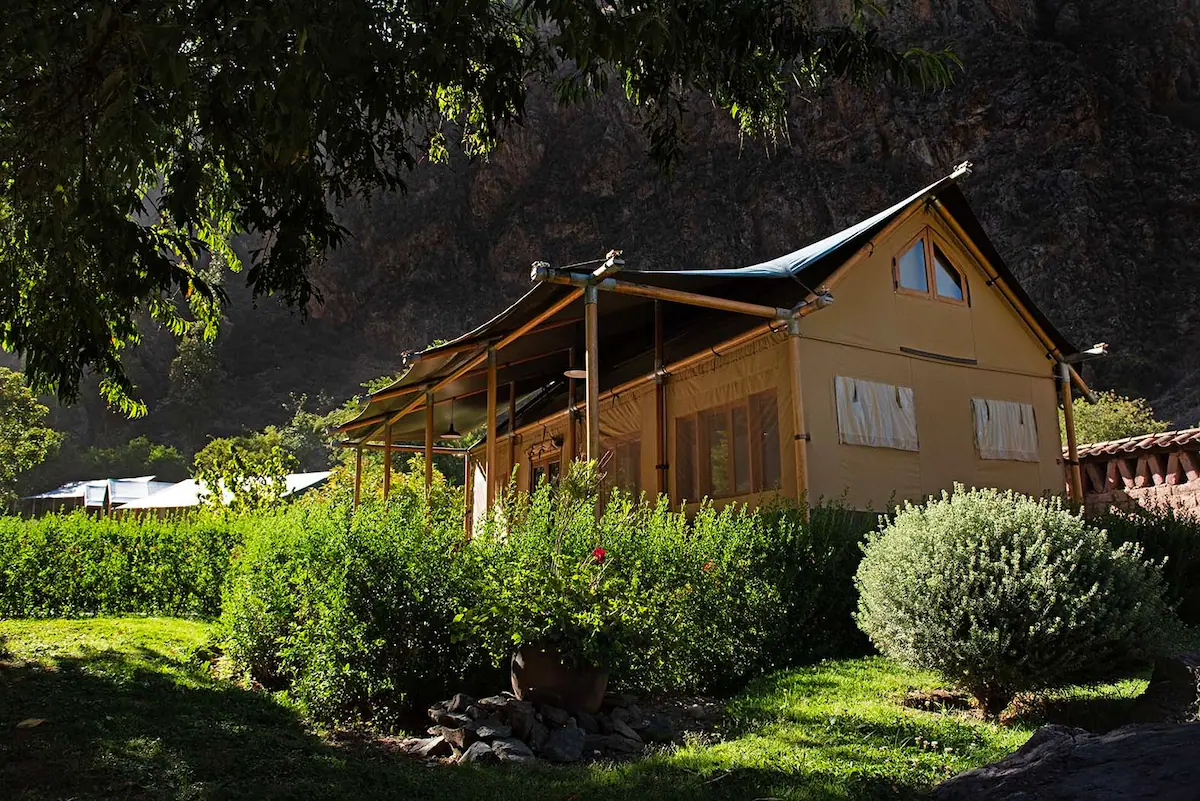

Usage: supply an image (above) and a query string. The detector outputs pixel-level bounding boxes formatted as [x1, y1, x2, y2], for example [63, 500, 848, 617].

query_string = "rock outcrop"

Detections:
[936, 723, 1200, 801]
[47, 0, 1200, 453]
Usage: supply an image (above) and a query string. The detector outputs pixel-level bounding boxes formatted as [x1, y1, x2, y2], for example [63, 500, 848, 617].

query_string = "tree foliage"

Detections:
[0, 0, 957, 411]
[0, 368, 62, 504]
[80, 435, 188, 483]
[1062, 390, 1170, 446]
[193, 428, 299, 512]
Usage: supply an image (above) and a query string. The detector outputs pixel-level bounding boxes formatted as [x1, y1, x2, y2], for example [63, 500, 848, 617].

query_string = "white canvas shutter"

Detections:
[835, 377, 919, 452]
[972, 398, 1039, 462]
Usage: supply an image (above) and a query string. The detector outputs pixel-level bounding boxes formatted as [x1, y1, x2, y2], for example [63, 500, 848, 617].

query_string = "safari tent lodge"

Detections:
[334, 165, 1096, 529]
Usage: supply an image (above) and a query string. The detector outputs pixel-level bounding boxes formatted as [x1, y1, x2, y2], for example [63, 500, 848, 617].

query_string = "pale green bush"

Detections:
[855, 486, 1172, 717]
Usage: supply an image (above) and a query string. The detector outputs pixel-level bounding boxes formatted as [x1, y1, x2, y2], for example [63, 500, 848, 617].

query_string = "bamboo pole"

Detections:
[424, 391, 434, 492]
[930, 200, 1094, 399]
[382, 289, 583, 432]
[513, 319, 786, 439]
[464, 454, 473, 539]
[486, 348, 498, 507]
[534, 265, 790, 320]
[508, 381, 517, 479]
[565, 347, 577, 465]
[353, 445, 362, 508]
[1060, 362, 1084, 503]
[654, 300, 667, 496]
[584, 285, 601, 461]
[404, 315, 584, 365]
[787, 317, 811, 513]
[383, 422, 392, 501]
[347, 442, 468, 455]
[369, 344, 575, 404]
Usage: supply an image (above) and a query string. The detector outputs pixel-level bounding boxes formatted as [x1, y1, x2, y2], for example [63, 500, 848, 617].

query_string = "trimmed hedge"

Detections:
[220, 474, 875, 725]
[0, 511, 240, 618]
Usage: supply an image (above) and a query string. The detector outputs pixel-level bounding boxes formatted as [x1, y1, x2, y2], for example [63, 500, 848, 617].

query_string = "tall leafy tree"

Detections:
[0, 368, 63, 504]
[193, 427, 299, 511]
[1062, 390, 1171, 446]
[0, 1, 956, 412]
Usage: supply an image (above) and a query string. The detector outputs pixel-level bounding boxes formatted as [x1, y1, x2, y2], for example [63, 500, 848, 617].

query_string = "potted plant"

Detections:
[457, 464, 648, 713]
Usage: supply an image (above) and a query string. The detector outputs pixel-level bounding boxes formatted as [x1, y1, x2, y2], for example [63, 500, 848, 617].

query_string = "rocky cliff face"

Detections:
[60, 0, 1200, 451]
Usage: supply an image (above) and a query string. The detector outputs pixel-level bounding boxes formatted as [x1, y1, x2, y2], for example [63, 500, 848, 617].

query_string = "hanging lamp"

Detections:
[440, 396, 462, 439]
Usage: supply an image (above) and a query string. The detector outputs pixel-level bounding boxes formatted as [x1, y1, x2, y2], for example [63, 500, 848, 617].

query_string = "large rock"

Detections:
[1132, 654, 1200, 724]
[540, 722, 586, 763]
[491, 736, 538, 764]
[936, 723, 1200, 801]
[460, 741, 497, 764]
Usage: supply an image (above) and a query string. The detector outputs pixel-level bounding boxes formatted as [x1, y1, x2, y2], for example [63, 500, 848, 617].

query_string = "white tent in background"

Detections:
[22, 476, 175, 515]
[114, 471, 331, 513]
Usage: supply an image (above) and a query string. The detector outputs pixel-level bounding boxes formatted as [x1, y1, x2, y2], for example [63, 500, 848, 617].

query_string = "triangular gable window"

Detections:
[893, 228, 967, 305]
[933, 245, 964, 301]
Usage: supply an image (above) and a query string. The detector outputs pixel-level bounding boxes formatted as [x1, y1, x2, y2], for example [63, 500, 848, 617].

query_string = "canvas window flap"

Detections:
[972, 398, 1039, 462]
[835, 376, 919, 452]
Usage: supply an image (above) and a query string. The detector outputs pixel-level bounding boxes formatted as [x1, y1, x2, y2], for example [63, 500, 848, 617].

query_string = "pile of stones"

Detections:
[397, 690, 691, 764]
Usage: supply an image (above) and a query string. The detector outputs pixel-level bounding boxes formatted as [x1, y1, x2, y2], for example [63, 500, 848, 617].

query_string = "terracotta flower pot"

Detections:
[510, 645, 609, 714]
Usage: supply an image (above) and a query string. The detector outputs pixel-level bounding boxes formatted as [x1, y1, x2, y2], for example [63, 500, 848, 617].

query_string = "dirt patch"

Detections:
[903, 689, 974, 714]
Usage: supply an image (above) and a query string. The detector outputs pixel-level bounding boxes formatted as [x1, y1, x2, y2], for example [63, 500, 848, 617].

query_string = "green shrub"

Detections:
[1094, 502, 1200, 626]
[0, 511, 239, 618]
[855, 486, 1172, 717]
[220, 462, 877, 726]
[465, 466, 875, 695]
[220, 470, 492, 726]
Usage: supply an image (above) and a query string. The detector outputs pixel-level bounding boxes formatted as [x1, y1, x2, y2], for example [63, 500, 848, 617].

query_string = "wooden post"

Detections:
[508, 381, 517, 479]
[464, 453, 473, 539]
[565, 347, 577, 465]
[654, 300, 667, 496]
[424, 391, 435, 492]
[584, 285, 600, 461]
[1059, 361, 1083, 503]
[353, 445, 362, 508]
[486, 347, 498, 507]
[383, 422, 392, 501]
[787, 316, 810, 513]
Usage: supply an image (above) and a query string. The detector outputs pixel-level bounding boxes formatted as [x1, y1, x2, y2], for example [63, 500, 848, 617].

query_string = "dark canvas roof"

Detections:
[335, 168, 1077, 446]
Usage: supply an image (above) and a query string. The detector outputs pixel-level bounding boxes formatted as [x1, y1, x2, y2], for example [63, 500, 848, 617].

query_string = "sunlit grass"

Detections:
[0, 618, 1157, 800]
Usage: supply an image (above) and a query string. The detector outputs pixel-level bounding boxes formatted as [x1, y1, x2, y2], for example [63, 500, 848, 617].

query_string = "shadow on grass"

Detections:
[0, 648, 930, 801]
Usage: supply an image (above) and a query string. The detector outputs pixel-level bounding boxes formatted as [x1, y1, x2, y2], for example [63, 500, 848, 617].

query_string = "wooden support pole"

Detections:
[1059, 362, 1083, 503]
[565, 347, 577, 465]
[424, 391, 434, 492]
[360, 288, 583, 437]
[584, 285, 601, 461]
[535, 265, 790, 321]
[353, 445, 362, 508]
[654, 300, 667, 496]
[486, 348, 498, 507]
[508, 381, 517, 463]
[383, 422, 392, 501]
[464, 454, 473, 539]
[787, 316, 810, 512]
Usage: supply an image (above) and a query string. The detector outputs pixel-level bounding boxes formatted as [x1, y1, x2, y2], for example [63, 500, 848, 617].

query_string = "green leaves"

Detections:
[0, 0, 955, 411]
[0, 368, 62, 506]
[855, 486, 1173, 717]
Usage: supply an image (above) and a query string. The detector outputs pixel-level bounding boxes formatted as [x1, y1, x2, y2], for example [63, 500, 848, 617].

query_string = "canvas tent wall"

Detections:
[335, 164, 1090, 515]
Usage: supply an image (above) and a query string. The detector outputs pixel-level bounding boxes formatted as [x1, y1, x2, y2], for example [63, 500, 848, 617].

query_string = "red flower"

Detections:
[701, 561, 714, 572]
[592, 547, 606, 563]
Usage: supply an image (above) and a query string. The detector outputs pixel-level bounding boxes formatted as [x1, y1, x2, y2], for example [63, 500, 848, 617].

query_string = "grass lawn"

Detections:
[0, 618, 1149, 800]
